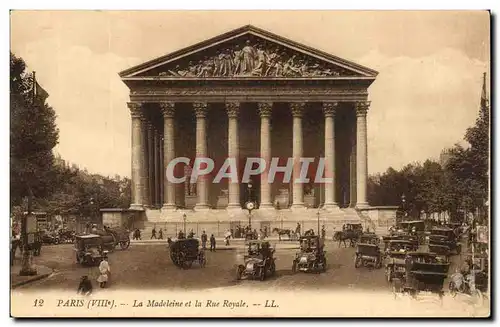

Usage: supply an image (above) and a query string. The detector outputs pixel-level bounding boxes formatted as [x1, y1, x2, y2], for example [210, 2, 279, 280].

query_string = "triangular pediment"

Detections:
[120, 25, 378, 79]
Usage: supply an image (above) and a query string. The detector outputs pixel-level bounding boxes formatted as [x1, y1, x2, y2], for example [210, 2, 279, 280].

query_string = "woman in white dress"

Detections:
[97, 255, 110, 288]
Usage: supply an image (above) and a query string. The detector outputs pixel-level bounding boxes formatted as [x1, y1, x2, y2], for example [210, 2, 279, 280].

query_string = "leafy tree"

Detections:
[10, 52, 59, 208]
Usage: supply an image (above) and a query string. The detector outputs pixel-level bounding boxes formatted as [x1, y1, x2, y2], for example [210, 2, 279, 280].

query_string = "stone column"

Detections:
[160, 136, 164, 207]
[128, 102, 144, 210]
[290, 103, 305, 209]
[258, 102, 273, 209]
[193, 102, 209, 210]
[161, 102, 176, 210]
[355, 101, 370, 209]
[141, 116, 150, 207]
[147, 123, 155, 207]
[226, 102, 241, 209]
[323, 102, 339, 210]
[349, 120, 357, 208]
[154, 129, 161, 207]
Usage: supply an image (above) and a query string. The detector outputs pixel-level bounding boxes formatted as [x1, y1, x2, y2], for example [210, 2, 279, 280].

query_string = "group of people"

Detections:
[77, 253, 111, 296]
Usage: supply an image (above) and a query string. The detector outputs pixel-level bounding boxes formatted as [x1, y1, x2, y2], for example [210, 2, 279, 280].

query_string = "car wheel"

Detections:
[354, 255, 362, 268]
[236, 265, 244, 280]
[270, 262, 276, 276]
[54, 238, 59, 245]
[259, 267, 266, 281]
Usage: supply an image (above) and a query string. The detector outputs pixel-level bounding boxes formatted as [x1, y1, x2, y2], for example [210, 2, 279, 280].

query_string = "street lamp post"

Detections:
[245, 181, 256, 240]
[317, 209, 320, 237]
[183, 214, 187, 235]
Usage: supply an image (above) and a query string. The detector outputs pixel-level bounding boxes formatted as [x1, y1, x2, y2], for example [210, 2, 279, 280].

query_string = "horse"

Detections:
[333, 230, 358, 248]
[272, 228, 293, 241]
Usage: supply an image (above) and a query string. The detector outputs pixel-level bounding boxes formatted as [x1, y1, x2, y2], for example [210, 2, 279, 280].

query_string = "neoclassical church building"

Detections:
[113, 25, 397, 233]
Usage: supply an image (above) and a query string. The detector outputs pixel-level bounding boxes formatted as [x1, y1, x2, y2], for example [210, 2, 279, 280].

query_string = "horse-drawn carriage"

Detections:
[428, 227, 461, 255]
[74, 234, 109, 266]
[94, 226, 131, 250]
[333, 223, 363, 247]
[236, 241, 276, 281]
[392, 252, 450, 300]
[384, 240, 419, 282]
[354, 235, 382, 269]
[292, 235, 327, 273]
[169, 238, 206, 269]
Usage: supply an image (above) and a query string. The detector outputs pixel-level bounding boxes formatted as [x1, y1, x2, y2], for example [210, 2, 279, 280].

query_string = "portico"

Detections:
[120, 25, 377, 222]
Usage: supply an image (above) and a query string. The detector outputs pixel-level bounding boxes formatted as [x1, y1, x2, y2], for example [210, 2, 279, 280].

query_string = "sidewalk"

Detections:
[10, 264, 53, 289]
[130, 238, 300, 250]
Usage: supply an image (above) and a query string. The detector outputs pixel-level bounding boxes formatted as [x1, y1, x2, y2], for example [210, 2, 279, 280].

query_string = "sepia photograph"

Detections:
[8, 10, 491, 318]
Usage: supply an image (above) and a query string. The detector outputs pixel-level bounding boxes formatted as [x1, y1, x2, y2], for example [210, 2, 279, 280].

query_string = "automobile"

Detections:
[428, 227, 461, 255]
[236, 240, 276, 281]
[40, 230, 60, 245]
[359, 233, 381, 245]
[74, 234, 108, 266]
[292, 235, 327, 273]
[169, 238, 206, 269]
[392, 251, 450, 300]
[397, 220, 426, 244]
[384, 240, 419, 282]
[354, 239, 382, 269]
[382, 233, 419, 249]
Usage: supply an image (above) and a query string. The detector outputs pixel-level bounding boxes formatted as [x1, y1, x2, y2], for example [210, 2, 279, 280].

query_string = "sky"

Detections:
[10, 11, 490, 178]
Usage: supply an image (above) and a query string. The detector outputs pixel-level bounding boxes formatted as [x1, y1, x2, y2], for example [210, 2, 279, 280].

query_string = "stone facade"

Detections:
[119, 25, 378, 223]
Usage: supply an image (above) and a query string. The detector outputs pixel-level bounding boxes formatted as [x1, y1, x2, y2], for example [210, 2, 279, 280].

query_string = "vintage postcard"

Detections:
[9, 10, 491, 318]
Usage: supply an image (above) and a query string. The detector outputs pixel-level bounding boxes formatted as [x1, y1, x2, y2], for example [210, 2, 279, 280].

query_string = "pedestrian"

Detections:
[210, 234, 216, 252]
[77, 275, 93, 296]
[188, 229, 195, 238]
[201, 230, 208, 250]
[178, 230, 185, 239]
[151, 227, 157, 239]
[158, 228, 163, 240]
[296, 223, 301, 238]
[224, 229, 231, 246]
[321, 225, 326, 240]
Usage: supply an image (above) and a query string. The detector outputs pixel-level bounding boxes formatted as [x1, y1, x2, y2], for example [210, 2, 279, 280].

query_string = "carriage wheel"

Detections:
[120, 240, 130, 250]
[292, 260, 297, 273]
[269, 261, 276, 276]
[235, 265, 244, 280]
[354, 255, 362, 268]
[259, 267, 266, 281]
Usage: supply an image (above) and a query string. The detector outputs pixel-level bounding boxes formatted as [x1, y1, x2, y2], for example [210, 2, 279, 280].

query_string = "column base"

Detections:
[226, 203, 242, 209]
[355, 203, 370, 210]
[290, 203, 306, 210]
[161, 203, 176, 211]
[322, 203, 341, 211]
[129, 204, 144, 211]
[259, 202, 274, 209]
[194, 204, 210, 211]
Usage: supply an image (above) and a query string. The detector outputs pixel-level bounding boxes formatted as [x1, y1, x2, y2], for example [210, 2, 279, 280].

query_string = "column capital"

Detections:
[193, 102, 208, 118]
[127, 102, 143, 118]
[258, 102, 273, 118]
[355, 101, 370, 117]
[225, 102, 240, 118]
[322, 102, 339, 117]
[160, 102, 175, 118]
[290, 102, 306, 118]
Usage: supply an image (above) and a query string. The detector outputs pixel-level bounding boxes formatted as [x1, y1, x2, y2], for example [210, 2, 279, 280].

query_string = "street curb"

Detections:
[11, 271, 53, 289]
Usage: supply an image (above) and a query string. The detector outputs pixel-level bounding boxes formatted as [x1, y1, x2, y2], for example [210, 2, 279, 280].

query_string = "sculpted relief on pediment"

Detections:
[154, 37, 359, 78]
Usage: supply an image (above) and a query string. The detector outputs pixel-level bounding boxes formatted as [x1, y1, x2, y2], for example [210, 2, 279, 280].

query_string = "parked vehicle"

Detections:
[384, 240, 419, 282]
[292, 235, 327, 273]
[236, 241, 276, 281]
[40, 230, 60, 245]
[355, 241, 382, 269]
[428, 227, 461, 255]
[392, 251, 450, 300]
[169, 238, 206, 269]
[74, 234, 109, 266]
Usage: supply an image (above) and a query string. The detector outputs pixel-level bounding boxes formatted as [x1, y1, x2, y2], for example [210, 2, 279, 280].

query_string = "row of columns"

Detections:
[128, 101, 370, 211]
